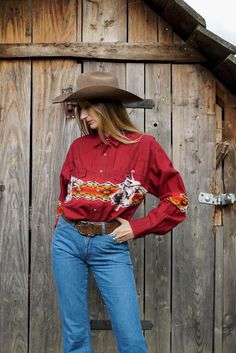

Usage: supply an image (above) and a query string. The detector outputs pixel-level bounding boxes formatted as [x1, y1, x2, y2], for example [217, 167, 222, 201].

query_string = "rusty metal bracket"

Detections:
[216, 141, 230, 168]
[62, 87, 77, 119]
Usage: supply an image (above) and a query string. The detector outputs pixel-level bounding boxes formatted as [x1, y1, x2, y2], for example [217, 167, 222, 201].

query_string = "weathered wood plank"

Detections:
[30, 60, 81, 353]
[0, 42, 207, 62]
[0, 0, 31, 43]
[158, 16, 173, 44]
[214, 103, 223, 353]
[217, 84, 236, 353]
[128, 0, 158, 42]
[145, 64, 172, 353]
[83, 0, 127, 42]
[0, 60, 31, 353]
[172, 64, 216, 353]
[214, 104, 223, 225]
[32, 0, 77, 43]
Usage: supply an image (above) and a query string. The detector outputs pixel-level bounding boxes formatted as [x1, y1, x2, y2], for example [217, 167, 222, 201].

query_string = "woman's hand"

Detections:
[110, 217, 135, 242]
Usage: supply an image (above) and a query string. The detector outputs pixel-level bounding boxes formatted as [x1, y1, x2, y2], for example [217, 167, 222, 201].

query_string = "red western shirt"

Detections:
[54, 131, 188, 239]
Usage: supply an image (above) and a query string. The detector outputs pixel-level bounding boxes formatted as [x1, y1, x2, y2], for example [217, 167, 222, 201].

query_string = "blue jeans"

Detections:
[51, 216, 149, 353]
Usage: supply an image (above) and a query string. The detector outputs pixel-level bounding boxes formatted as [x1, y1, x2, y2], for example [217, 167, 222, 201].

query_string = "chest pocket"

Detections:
[70, 167, 87, 179]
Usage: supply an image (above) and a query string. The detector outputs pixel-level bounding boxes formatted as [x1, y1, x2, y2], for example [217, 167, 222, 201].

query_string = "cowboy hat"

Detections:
[52, 71, 143, 104]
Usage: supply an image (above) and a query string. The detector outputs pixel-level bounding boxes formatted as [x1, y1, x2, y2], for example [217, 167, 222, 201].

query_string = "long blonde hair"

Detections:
[75, 99, 142, 145]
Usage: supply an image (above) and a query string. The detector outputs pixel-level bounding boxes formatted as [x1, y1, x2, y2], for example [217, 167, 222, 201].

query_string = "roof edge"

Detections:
[143, 0, 236, 96]
[144, 0, 206, 39]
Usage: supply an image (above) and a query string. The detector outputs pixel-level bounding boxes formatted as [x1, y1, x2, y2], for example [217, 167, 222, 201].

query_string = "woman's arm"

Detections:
[129, 137, 188, 239]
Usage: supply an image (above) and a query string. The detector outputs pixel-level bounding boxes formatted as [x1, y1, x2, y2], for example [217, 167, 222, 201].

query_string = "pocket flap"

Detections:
[71, 168, 87, 178]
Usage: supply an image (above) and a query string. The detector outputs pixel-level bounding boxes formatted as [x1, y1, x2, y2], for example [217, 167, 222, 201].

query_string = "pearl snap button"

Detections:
[100, 170, 103, 173]
[104, 153, 107, 156]
[93, 208, 96, 212]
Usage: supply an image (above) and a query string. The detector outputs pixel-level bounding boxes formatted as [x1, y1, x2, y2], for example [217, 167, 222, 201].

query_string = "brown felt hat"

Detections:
[52, 71, 143, 104]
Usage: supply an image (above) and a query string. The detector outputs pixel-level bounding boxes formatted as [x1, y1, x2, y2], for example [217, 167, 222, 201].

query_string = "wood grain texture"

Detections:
[32, 0, 77, 43]
[83, 0, 127, 42]
[214, 103, 223, 353]
[158, 16, 172, 44]
[218, 84, 236, 353]
[0, 0, 31, 43]
[30, 60, 81, 353]
[172, 64, 216, 353]
[128, 0, 157, 42]
[0, 42, 207, 63]
[0, 60, 31, 353]
[145, 64, 172, 353]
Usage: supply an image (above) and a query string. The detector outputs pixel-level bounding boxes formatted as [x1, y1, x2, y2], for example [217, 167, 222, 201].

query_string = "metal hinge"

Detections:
[198, 192, 236, 206]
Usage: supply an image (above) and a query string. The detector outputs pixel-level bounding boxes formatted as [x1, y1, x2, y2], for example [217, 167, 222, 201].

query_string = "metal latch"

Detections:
[198, 192, 236, 205]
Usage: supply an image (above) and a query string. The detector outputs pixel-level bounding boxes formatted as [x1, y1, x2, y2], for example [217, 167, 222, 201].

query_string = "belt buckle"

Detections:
[87, 222, 97, 236]
[77, 221, 97, 236]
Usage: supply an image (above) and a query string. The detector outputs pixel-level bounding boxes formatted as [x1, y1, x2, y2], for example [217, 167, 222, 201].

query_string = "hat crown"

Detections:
[78, 71, 119, 90]
[52, 71, 142, 104]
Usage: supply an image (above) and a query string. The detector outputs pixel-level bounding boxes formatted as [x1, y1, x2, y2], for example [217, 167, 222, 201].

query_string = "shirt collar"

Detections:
[92, 134, 120, 148]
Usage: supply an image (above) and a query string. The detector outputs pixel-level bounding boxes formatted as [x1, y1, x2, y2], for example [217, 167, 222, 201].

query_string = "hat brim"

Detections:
[52, 85, 143, 104]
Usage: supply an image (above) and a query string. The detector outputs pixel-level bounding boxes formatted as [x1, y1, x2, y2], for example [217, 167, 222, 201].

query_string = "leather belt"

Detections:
[61, 215, 120, 236]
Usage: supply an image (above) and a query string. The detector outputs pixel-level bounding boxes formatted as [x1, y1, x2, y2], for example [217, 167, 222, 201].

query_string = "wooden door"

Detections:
[1, 0, 236, 352]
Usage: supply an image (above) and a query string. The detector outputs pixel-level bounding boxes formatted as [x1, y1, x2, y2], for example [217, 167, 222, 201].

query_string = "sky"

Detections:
[185, 0, 236, 45]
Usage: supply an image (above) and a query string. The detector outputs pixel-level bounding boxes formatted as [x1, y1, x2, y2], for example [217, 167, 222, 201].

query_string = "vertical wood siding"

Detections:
[0, 60, 31, 353]
[30, 60, 81, 353]
[216, 84, 236, 353]
[0, 0, 31, 43]
[83, 0, 127, 42]
[145, 63, 172, 353]
[172, 65, 216, 353]
[0, 1, 235, 353]
[32, 0, 78, 43]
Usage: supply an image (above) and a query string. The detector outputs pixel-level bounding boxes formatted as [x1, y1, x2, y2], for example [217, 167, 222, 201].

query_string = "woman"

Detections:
[51, 71, 188, 353]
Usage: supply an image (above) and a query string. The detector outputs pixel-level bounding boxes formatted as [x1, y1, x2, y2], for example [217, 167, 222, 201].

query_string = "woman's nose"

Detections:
[80, 109, 88, 120]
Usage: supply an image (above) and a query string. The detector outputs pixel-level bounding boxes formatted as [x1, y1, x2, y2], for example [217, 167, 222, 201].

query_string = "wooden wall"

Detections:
[0, 1, 236, 353]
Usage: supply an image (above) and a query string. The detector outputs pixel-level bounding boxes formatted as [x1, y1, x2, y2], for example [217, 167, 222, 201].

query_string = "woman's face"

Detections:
[79, 107, 100, 130]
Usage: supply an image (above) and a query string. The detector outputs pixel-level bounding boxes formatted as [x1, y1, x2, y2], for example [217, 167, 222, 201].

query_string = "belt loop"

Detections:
[101, 222, 106, 234]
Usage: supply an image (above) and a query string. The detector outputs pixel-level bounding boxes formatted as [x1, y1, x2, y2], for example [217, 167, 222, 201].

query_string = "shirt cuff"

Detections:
[129, 199, 187, 240]
[129, 216, 153, 239]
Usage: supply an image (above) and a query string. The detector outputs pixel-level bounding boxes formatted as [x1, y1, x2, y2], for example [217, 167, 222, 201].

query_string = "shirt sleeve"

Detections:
[53, 141, 76, 229]
[129, 137, 188, 239]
